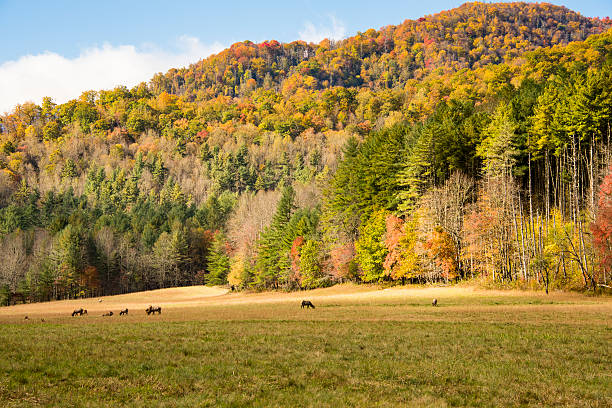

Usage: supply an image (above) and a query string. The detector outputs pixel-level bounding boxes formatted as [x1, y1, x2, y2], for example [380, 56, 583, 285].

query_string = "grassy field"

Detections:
[0, 285, 610, 407]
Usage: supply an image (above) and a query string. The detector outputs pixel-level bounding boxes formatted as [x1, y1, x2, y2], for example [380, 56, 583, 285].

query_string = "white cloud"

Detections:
[0, 36, 224, 113]
[299, 15, 346, 44]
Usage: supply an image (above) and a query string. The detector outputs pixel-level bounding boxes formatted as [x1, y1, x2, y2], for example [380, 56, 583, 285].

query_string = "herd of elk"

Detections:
[67, 306, 161, 317]
[29, 297, 440, 320]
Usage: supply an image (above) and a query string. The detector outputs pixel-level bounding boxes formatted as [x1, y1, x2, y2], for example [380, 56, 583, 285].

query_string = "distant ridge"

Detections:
[150, 2, 610, 98]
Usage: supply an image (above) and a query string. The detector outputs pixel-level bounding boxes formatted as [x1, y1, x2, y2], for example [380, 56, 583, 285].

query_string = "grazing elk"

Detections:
[24, 316, 29, 320]
[145, 305, 162, 315]
[102, 311, 114, 316]
[301, 300, 315, 309]
[119, 308, 128, 316]
[432, 298, 438, 307]
[72, 308, 87, 316]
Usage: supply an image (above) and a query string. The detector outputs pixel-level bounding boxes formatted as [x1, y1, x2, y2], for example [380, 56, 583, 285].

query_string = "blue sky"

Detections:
[0, 0, 610, 112]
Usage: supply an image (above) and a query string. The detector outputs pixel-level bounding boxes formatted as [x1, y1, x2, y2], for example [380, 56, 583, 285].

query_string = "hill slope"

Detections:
[151, 1, 610, 97]
[0, 2, 611, 303]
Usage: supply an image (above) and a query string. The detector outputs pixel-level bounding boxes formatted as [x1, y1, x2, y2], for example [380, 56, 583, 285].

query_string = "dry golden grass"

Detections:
[0, 285, 228, 318]
[0, 284, 609, 326]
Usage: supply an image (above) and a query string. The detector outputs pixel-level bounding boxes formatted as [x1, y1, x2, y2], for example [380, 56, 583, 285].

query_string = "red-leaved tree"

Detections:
[591, 165, 612, 285]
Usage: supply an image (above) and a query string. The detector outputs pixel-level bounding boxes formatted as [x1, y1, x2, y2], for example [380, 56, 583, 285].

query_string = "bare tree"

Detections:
[227, 190, 281, 263]
[420, 172, 475, 277]
[0, 232, 28, 292]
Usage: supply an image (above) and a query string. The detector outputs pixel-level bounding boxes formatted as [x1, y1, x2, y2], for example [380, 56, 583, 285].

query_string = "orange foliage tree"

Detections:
[591, 165, 612, 285]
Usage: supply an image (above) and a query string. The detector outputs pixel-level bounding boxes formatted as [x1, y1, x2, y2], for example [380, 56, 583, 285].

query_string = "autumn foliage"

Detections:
[592, 165, 612, 282]
[0, 3, 611, 304]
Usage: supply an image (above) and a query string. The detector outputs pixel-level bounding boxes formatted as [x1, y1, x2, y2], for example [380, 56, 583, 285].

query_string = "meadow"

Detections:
[0, 285, 610, 407]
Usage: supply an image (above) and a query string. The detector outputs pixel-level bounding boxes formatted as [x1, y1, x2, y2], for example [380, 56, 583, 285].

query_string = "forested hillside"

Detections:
[1, 2, 611, 304]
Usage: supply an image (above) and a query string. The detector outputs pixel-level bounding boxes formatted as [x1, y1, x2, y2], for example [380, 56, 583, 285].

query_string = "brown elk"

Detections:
[119, 309, 128, 316]
[102, 311, 114, 316]
[72, 308, 87, 316]
[145, 306, 162, 315]
[301, 300, 315, 309]
[432, 298, 438, 306]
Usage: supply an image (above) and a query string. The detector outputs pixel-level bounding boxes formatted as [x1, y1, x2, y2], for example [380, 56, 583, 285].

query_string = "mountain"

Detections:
[0, 2, 611, 302]
[150, 2, 610, 97]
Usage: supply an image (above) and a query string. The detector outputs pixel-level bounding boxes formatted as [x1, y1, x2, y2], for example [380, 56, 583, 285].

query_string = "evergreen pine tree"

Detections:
[253, 185, 295, 288]
[207, 232, 230, 285]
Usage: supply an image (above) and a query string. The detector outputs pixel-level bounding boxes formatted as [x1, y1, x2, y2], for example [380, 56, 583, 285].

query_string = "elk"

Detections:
[301, 300, 315, 309]
[145, 305, 162, 315]
[432, 298, 438, 306]
[72, 308, 87, 316]
[102, 311, 114, 316]
[119, 309, 128, 316]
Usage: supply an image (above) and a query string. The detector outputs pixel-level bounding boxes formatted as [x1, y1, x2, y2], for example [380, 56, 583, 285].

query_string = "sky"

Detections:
[1, 0, 611, 113]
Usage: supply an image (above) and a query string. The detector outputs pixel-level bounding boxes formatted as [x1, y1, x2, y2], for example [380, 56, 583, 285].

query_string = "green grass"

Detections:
[0, 291, 610, 407]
